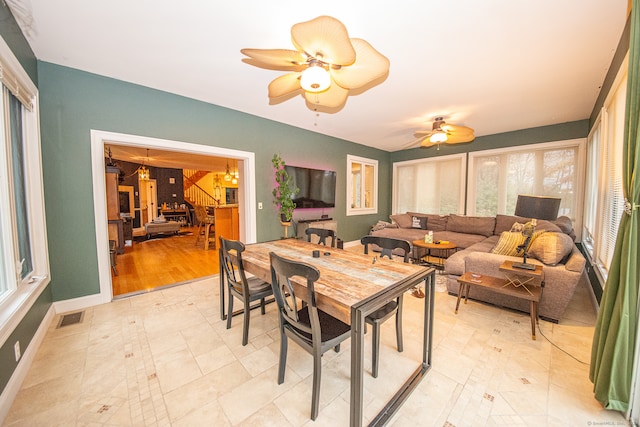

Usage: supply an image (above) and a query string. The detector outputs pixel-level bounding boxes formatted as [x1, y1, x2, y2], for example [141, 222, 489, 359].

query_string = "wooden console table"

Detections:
[456, 267, 543, 340]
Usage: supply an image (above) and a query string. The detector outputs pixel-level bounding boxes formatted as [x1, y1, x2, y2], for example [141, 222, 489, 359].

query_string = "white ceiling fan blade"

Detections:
[268, 73, 302, 98]
[241, 48, 307, 71]
[330, 38, 390, 90]
[304, 83, 349, 108]
[291, 16, 355, 65]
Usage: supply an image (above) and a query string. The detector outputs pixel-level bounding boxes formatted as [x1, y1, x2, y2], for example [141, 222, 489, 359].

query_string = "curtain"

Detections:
[590, 2, 640, 414]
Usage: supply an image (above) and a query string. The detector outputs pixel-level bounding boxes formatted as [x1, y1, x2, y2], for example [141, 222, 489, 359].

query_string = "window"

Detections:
[347, 155, 378, 216]
[393, 154, 466, 214]
[582, 55, 627, 282]
[0, 36, 49, 340]
[467, 140, 585, 224]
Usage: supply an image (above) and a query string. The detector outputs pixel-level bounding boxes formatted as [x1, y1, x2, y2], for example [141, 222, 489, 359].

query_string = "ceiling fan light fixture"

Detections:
[430, 131, 448, 143]
[300, 61, 330, 92]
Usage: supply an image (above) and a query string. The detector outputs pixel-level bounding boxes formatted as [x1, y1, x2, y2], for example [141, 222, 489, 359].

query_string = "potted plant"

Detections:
[272, 154, 299, 235]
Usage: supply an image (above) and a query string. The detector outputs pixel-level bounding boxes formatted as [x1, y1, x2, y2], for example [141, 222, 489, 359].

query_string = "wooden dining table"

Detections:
[219, 239, 435, 426]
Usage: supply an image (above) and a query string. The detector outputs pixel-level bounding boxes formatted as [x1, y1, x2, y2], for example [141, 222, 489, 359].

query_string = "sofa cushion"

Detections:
[434, 231, 487, 250]
[390, 213, 413, 228]
[407, 212, 448, 231]
[494, 214, 531, 235]
[446, 214, 496, 237]
[552, 216, 573, 234]
[491, 231, 527, 256]
[411, 215, 428, 229]
[528, 232, 574, 265]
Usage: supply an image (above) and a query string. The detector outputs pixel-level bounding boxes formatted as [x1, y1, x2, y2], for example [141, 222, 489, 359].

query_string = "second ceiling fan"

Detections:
[413, 117, 475, 148]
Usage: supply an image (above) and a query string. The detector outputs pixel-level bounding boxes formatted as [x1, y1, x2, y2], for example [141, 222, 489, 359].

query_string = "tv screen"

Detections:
[285, 165, 336, 209]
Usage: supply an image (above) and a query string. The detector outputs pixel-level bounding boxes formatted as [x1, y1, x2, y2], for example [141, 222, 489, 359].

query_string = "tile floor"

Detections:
[3, 268, 629, 426]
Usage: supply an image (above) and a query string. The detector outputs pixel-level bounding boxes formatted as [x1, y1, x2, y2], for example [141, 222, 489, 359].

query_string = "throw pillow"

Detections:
[411, 216, 427, 229]
[510, 222, 525, 233]
[528, 232, 574, 265]
[491, 231, 527, 256]
[552, 216, 573, 234]
[389, 213, 413, 228]
[371, 220, 396, 232]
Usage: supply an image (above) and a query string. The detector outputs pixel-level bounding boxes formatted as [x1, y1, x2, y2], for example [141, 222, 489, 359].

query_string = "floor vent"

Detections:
[57, 311, 84, 328]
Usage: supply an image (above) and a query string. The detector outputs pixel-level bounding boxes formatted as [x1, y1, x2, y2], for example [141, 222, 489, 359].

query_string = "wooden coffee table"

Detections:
[412, 240, 457, 270]
[456, 271, 542, 340]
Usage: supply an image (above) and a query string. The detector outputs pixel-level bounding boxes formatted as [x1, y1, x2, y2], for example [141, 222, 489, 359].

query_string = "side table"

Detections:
[412, 240, 457, 270]
[499, 260, 544, 296]
[456, 270, 543, 340]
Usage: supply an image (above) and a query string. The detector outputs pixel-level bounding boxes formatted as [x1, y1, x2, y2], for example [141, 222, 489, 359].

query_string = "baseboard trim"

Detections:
[53, 292, 110, 314]
[0, 305, 56, 424]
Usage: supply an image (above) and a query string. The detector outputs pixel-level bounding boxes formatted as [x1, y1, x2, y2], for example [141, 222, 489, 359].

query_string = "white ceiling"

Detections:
[7, 0, 629, 154]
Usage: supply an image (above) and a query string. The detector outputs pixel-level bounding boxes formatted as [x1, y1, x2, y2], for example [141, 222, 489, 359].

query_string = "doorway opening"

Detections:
[91, 130, 257, 303]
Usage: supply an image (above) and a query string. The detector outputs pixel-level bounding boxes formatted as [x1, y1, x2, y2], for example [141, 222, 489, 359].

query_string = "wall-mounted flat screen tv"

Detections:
[285, 165, 336, 209]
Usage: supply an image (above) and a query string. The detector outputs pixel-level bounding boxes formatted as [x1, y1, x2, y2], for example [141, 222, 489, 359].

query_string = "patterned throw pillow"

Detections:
[411, 216, 427, 229]
[491, 231, 528, 256]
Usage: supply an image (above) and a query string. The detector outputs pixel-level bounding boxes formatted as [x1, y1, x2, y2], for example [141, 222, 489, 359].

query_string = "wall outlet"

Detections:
[258, 202, 263, 210]
[14, 341, 21, 362]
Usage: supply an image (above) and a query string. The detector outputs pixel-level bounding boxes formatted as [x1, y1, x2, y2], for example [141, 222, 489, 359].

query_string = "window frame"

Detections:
[466, 138, 586, 234]
[392, 153, 467, 215]
[0, 35, 50, 346]
[582, 53, 628, 284]
[346, 154, 378, 216]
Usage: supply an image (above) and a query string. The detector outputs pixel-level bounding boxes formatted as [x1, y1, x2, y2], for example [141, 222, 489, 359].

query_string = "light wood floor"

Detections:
[111, 226, 219, 297]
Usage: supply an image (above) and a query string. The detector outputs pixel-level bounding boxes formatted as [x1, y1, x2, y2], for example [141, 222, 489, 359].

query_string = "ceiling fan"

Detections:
[241, 15, 390, 109]
[412, 116, 475, 148]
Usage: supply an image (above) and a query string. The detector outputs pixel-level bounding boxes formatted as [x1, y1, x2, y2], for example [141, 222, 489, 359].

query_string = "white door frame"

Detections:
[90, 130, 257, 304]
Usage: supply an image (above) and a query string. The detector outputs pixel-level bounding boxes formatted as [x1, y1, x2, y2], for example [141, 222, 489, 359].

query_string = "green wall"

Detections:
[37, 61, 391, 302]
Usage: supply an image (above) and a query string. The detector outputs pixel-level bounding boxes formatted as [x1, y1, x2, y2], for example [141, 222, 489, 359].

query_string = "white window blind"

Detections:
[582, 54, 627, 283]
[393, 154, 466, 214]
[467, 141, 583, 221]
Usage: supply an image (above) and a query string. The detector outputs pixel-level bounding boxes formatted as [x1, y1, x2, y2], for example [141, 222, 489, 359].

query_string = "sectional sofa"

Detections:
[370, 212, 586, 322]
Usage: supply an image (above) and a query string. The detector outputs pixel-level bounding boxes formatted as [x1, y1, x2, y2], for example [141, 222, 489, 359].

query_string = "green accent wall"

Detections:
[0, 288, 52, 396]
[37, 61, 391, 302]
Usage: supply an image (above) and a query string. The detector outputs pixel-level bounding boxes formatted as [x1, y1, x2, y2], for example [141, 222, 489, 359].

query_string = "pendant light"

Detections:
[232, 160, 238, 185]
[138, 149, 150, 181]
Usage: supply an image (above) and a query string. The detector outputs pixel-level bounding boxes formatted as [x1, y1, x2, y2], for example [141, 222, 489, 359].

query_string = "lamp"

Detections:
[138, 149, 150, 181]
[513, 219, 537, 270]
[300, 60, 330, 93]
[514, 195, 561, 220]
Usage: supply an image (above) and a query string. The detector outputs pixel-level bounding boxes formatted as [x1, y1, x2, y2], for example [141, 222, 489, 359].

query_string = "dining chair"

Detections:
[305, 227, 336, 247]
[194, 205, 215, 249]
[360, 235, 411, 378]
[269, 251, 351, 421]
[220, 237, 273, 346]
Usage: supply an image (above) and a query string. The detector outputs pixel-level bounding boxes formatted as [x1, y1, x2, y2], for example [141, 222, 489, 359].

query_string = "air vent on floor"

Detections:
[56, 311, 84, 328]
